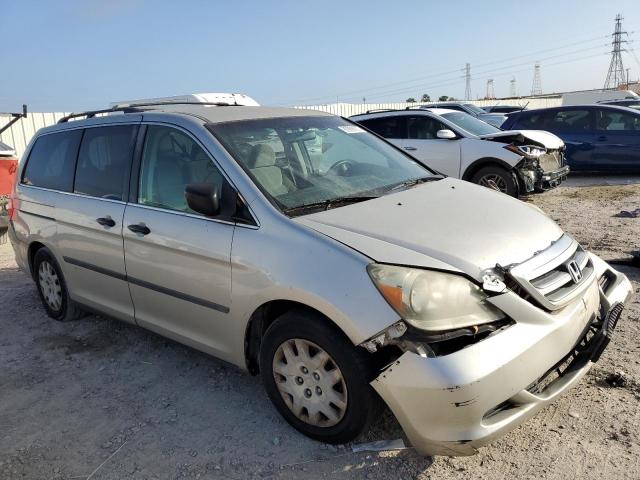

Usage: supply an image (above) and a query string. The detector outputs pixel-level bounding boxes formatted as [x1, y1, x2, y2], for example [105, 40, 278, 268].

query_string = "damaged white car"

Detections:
[351, 108, 569, 196]
[11, 103, 631, 457]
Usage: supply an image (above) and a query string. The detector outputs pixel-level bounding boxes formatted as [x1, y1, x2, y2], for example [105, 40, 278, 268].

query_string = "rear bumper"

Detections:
[372, 257, 632, 456]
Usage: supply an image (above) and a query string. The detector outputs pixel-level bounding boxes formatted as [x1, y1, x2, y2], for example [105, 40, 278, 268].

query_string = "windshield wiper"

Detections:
[389, 176, 438, 191]
[284, 196, 378, 216]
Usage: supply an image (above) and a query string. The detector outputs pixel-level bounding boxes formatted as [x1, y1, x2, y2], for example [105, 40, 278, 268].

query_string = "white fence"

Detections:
[1, 97, 563, 159]
[1, 112, 69, 159]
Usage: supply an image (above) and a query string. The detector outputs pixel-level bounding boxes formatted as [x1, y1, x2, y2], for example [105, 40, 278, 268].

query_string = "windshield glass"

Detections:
[441, 112, 501, 136]
[209, 116, 435, 215]
[463, 104, 487, 115]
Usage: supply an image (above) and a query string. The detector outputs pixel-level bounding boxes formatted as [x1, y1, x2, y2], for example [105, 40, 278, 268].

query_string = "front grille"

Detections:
[509, 235, 596, 311]
[539, 151, 561, 171]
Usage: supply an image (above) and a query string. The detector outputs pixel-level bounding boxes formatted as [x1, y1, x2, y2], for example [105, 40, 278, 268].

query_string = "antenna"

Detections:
[464, 63, 472, 100]
[604, 14, 628, 89]
[510, 77, 517, 97]
[531, 62, 542, 96]
[486, 79, 495, 99]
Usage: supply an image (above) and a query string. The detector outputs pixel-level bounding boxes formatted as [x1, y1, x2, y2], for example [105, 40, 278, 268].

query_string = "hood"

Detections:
[295, 178, 563, 281]
[478, 129, 564, 150]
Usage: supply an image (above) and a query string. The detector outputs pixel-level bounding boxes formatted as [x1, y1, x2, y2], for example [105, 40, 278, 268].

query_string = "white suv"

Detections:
[351, 108, 569, 196]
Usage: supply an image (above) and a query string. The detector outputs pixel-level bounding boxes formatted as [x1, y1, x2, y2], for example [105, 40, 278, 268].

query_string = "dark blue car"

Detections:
[502, 105, 640, 172]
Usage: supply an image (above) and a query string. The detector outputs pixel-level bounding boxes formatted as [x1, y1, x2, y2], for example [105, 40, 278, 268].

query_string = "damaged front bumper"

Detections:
[517, 164, 570, 193]
[371, 257, 632, 456]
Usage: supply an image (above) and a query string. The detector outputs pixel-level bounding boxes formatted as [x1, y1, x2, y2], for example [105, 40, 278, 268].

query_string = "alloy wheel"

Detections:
[38, 261, 62, 311]
[272, 338, 348, 427]
[478, 174, 508, 193]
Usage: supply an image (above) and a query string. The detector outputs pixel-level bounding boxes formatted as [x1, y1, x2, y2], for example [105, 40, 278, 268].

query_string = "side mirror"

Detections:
[185, 183, 221, 217]
[436, 129, 457, 140]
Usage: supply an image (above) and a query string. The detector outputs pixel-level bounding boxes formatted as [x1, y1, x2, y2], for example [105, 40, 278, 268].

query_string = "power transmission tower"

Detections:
[510, 77, 517, 97]
[464, 63, 471, 100]
[531, 62, 542, 95]
[486, 79, 495, 99]
[604, 14, 628, 89]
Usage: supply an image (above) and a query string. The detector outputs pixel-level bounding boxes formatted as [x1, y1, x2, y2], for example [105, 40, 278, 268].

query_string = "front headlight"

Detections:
[367, 264, 505, 331]
[505, 144, 546, 158]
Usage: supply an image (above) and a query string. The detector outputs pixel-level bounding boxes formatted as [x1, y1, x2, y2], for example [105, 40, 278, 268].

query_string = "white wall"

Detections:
[1, 112, 69, 159]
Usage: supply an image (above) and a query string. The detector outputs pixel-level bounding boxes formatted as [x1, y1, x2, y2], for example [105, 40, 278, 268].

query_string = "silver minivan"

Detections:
[8, 101, 632, 456]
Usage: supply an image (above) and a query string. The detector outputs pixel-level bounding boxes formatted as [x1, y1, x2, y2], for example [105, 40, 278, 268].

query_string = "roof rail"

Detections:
[57, 101, 241, 123]
[362, 108, 403, 114]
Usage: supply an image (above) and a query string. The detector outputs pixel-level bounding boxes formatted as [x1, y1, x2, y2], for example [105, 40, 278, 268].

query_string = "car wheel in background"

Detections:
[33, 248, 85, 321]
[471, 165, 518, 197]
[260, 310, 379, 444]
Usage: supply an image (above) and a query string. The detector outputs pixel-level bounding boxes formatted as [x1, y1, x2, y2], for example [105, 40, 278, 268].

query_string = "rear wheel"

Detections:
[260, 310, 378, 444]
[33, 248, 84, 321]
[470, 165, 518, 197]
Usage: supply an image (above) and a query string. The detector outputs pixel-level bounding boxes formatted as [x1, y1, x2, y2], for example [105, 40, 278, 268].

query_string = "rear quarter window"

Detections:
[22, 129, 83, 191]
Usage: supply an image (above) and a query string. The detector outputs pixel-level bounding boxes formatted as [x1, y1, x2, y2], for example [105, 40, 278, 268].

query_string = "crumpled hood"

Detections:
[478, 129, 565, 150]
[295, 178, 563, 281]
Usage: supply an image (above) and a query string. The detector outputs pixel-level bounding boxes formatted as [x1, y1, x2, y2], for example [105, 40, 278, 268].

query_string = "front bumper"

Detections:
[538, 165, 570, 190]
[371, 256, 632, 456]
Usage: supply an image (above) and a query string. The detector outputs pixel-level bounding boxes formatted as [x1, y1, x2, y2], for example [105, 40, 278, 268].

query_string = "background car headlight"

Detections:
[505, 144, 546, 158]
[367, 264, 505, 331]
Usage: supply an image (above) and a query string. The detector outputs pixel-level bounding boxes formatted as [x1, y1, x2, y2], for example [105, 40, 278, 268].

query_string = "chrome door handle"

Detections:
[127, 223, 151, 235]
[403, 146, 417, 151]
[96, 216, 116, 227]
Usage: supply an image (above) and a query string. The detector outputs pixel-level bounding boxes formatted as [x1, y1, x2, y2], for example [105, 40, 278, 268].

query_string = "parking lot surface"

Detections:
[1, 183, 639, 480]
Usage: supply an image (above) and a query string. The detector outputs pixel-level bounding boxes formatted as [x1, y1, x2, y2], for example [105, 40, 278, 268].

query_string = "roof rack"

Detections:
[362, 108, 403, 114]
[57, 101, 240, 123]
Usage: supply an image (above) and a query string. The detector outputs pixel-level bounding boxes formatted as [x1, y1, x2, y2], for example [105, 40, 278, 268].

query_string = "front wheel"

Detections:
[259, 311, 379, 444]
[470, 165, 518, 197]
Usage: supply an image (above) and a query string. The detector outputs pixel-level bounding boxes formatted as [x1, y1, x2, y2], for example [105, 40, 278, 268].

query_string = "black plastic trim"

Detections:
[63, 256, 127, 281]
[127, 276, 230, 313]
[19, 210, 56, 222]
[62, 256, 229, 314]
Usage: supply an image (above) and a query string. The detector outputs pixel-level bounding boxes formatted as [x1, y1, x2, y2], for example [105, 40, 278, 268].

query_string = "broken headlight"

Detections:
[505, 144, 546, 158]
[367, 264, 505, 332]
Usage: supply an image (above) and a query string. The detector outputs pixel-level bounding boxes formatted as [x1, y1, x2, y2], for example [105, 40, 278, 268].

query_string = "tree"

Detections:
[406, 97, 417, 103]
[438, 95, 449, 101]
[421, 93, 430, 102]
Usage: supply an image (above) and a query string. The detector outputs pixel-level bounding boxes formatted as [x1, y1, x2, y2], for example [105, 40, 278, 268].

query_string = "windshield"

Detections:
[463, 104, 487, 115]
[441, 112, 501, 136]
[209, 116, 435, 215]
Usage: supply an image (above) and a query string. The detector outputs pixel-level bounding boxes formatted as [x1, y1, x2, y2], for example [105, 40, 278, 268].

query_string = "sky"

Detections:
[1, 0, 639, 112]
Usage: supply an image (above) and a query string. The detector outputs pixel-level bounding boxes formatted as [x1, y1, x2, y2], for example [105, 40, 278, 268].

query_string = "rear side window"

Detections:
[544, 109, 592, 132]
[358, 116, 406, 138]
[511, 112, 546, 129]
[74, 125, 138, 201]
[22, 129, 82, 191]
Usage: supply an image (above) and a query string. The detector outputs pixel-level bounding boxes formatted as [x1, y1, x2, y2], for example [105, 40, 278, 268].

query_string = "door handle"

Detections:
[96, 216, 116, 228]
[403, 146, 417, 151]
[597, 135, 607, 141]
[127, 223, 151, 235]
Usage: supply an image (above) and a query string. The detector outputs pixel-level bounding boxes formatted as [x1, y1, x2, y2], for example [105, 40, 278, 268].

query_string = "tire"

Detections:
[260, 310, 379, 444]
[470, 165, 519, 197]
[33, 247, 85, 322]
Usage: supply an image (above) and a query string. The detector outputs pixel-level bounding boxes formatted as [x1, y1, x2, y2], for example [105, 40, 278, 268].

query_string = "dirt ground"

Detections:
[1, 183, 639, 480]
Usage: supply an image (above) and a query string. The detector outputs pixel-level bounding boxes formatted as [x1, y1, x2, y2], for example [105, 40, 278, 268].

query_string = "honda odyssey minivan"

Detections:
[8, 98, 632, 456]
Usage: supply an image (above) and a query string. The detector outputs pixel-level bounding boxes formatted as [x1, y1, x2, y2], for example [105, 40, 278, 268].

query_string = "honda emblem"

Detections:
[567, 260, 582, 284]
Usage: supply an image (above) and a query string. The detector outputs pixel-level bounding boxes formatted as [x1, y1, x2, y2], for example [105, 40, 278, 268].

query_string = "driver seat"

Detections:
[248, 144, 295, 197]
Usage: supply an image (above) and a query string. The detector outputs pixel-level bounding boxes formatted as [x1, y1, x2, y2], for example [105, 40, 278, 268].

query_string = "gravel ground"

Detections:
[0, 183, 639, 480]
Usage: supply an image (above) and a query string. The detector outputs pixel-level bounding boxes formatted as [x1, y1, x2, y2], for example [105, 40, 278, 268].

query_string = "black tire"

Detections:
[470, 165, 519, 197]
[260, 310, 379, 444]
[33, 247, 85, 322]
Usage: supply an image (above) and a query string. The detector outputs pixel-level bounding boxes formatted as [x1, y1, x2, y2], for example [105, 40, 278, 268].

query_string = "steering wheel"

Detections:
[327, 160, 356, 177]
